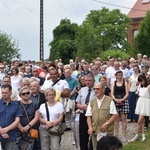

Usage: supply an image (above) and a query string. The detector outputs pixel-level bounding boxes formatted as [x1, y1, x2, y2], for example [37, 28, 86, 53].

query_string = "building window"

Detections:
[133, 29, 139, 39]
[142, 0, 150, 4]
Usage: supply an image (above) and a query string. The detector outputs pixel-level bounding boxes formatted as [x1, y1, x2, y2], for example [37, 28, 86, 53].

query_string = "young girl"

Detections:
[128, 74, 150, 142]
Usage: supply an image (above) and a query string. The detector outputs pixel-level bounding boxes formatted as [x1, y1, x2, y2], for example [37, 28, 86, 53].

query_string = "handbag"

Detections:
[20, 101, 38, 139]
[29, 128, 38, 139]
[45, 103, 64, 136]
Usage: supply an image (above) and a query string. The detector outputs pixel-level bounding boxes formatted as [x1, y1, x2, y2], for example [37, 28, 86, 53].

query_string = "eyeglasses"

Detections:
[23, 84, 29, 86]
[33, 70, 38, 72]
[21, 92, 30, 96]
[133, 62, 138, 63]
[93, 88, 102, 90]
[92, 68, 98, 70]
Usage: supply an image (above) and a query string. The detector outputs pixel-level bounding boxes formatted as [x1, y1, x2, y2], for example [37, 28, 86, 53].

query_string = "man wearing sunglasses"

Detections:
[86, 82, 118, 150]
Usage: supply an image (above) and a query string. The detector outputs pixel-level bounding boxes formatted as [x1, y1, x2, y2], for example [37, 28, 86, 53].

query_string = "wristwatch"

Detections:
[28, 124, 32, 128]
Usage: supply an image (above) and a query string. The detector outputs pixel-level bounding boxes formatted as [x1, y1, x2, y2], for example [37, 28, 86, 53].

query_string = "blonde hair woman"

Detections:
[39, 88, 64, 150]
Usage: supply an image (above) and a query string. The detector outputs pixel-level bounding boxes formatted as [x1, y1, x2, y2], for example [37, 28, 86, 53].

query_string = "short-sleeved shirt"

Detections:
[41, 79, 69, 91]
[65, 77, 78, 100]
[20, 102, 38, 127]
[85, 96, 117, 116]
[39, 102, 64, 128]
[0, 99, 22, 142]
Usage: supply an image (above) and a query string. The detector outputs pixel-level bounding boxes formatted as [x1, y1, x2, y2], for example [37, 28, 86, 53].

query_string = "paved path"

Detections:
[60, 122, 137, 150]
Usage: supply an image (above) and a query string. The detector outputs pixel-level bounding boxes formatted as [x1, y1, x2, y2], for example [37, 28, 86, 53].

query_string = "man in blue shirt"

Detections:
[0, 84, 22, 150]
[64, 68, 78, 131]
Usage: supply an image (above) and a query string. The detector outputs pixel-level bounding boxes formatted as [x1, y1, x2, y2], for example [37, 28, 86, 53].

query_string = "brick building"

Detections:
[127, 0, 150, 43]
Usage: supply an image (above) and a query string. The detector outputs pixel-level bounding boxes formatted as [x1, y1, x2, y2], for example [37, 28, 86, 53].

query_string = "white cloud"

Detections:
[0, 0, 136, 61]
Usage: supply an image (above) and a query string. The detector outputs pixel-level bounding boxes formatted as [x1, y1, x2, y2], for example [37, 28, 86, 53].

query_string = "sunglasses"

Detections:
[21, 92, 30, 96]
[33, 70, 38, 72]
[93, 88, 102, 90]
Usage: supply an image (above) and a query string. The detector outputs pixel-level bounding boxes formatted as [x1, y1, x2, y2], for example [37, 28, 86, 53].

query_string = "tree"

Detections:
[134, 11, 150, 57]
[0, 31, 21, 63]
[75, 7, 131, 62]
[101, 49, 130, 61]
[49, 19, 78, 64]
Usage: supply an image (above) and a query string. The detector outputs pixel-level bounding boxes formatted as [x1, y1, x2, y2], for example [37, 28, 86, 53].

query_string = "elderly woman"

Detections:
[39, 88, 64, 150]
[20, 77, 31, 89]
[14, 86, 39, 150]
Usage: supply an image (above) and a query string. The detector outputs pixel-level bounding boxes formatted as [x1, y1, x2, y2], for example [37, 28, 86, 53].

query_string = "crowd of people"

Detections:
[0, 53, 150, 150]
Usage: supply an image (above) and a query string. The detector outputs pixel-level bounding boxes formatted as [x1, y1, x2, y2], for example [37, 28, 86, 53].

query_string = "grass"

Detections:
[123, 129, 150, 150]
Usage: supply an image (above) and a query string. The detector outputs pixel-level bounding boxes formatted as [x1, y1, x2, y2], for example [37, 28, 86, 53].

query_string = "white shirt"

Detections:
[120, 68, 129, 79]
[39, 102, 64, 128]
[11, 75, 22, 89]
[41, 79, 69, 91]
[129, 75, 138, 92]
[107, 68, 119, 88]
[85, 95, 117, 116]
[76, 86, 96, 113]
[105, 66, 114, 77]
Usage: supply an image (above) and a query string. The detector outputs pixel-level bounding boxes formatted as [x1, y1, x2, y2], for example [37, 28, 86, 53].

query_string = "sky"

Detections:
[0, 0, 137, 61]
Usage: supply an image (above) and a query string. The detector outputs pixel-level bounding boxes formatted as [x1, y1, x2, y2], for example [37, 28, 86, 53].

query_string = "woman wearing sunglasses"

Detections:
[14, 86, 39, 150]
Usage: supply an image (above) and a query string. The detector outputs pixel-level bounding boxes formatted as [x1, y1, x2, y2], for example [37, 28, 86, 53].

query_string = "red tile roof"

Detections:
[128, 0, 150, 19]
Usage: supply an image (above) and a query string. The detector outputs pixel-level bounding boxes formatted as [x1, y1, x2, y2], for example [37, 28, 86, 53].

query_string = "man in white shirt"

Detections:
[107, 61, 120, 88]
[0, 64, 5, 88]
[86, 82, 118, 150]
[105, 56, 114, 77]
[76, 74, 96, 150]
[41, 68, 70, 103]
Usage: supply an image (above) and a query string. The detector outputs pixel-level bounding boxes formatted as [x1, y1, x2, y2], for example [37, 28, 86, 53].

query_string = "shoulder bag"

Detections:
[45, 102, 64, 136]
[20, 101, 38, 139]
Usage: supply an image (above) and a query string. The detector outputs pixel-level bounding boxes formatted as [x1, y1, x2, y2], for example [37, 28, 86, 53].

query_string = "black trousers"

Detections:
[79, 113, 89, 150]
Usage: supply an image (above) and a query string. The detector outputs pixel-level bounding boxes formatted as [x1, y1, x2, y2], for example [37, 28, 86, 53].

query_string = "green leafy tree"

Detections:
[75, 7, 131, 62]
[0, 31, 21, 63]
[101, 49, 130, 61]
[49, 19, 78, 64]
[134, 11, 150, 57]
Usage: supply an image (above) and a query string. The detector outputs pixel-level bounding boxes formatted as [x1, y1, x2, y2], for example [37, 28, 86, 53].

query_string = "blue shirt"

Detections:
[0, 99, 22, 142]
[20, 102, 38, 127]
[65, 77, 78, 100]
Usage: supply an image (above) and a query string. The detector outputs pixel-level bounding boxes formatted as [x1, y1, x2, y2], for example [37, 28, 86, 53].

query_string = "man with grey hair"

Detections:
[64, 68, 78, 131]
[32, 67, 44, 86]
[86, 82, 118, 150]
[30, 81, 46, 107]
